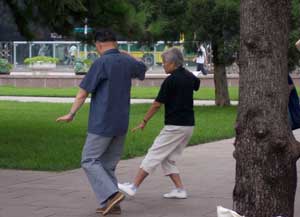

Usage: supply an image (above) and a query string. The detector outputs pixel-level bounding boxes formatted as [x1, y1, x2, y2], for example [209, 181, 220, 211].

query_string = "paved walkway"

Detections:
[1, 130, 300, 217]
[0, 96, 239, 106]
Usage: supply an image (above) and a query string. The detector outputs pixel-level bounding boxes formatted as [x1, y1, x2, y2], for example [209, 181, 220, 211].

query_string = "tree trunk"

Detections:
[212, 41, 231, 106]
[234, 1, 300, 217]
[214, 63, 230, 106]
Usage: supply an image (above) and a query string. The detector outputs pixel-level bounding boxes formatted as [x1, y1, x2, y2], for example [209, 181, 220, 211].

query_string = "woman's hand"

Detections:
[131, 101, 161, 132]
[131, 120, 147, 132]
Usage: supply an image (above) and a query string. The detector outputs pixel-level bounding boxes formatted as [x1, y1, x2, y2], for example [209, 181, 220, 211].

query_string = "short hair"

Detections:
[161, 47, 184, 67]
[94, 29, 117, 42]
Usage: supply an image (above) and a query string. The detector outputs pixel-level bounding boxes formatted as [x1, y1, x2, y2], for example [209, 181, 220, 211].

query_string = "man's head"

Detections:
[161, 47, 184, 74]
[94, 29, 117, 54]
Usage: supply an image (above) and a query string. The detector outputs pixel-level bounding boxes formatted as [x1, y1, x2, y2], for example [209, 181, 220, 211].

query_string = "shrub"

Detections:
[0, 58, 13, 73]
[74, 58, 93, 73]
[24, 56, 59, 65]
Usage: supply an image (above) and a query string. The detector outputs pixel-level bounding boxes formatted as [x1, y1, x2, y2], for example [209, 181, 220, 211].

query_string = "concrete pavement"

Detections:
[1, 130, 300, 217]
[0, 96, 238, 106]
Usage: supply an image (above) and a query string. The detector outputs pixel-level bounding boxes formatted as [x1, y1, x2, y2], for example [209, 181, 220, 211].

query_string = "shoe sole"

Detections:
[96, 206, 121, 214]
[103, 194, 125, 216]
[96, 210, 121, 215]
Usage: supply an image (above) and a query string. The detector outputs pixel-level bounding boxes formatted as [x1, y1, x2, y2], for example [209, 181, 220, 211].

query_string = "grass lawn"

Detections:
[0, 101, 236, 171]
[0, 86, 239, 100]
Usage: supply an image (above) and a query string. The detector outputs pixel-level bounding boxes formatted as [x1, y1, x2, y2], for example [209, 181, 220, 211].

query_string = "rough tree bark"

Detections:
[233, 1, 300, 217]
[212, 41, 231, 106]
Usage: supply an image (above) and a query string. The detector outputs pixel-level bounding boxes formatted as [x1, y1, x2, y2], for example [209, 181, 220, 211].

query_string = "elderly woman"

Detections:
[118, 47, 200, 199]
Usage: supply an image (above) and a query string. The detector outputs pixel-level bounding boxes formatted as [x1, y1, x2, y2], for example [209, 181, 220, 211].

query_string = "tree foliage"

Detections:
[128, 0, 188, 42]
[3, 0, 146, 40]
[4, 0, 300, 71]
[84, 0, 146, 40]
[3, 0, 86, 40]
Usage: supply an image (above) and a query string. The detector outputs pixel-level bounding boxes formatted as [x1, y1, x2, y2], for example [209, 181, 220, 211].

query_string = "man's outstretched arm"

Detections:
[56, 88, 89, 122]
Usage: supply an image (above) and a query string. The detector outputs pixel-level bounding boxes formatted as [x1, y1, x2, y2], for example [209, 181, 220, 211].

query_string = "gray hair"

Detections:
[161, 47, 184, 67]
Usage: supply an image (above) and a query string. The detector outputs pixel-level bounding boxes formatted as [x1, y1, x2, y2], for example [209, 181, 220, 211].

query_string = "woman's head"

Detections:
[161, 48, 184, 73]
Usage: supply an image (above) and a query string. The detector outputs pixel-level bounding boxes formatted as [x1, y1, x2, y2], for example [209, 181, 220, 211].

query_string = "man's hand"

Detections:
[56, 88, 88, 123]
[131, 121, 146, 132]
[56, 113, 74, 123]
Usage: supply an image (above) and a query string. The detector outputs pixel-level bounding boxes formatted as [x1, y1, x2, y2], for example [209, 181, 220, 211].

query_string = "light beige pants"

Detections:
[140, 125, 194, 175]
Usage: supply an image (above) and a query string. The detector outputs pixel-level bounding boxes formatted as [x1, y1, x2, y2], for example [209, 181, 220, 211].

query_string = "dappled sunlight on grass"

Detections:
[0, 102, 236, 171]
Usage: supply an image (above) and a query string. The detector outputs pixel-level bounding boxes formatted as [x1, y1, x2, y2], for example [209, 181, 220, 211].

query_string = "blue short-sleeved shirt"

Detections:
[80, 48, 147, 136]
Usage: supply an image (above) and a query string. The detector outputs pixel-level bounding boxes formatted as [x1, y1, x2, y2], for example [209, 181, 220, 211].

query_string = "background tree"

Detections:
[234, 0, 299, 216]
[2, 0, 146, 41]
[3, 0, 86, 40]
[83, 0, 146, 41]
[186, 0, 239, 106]
[128, 0, 187, 42]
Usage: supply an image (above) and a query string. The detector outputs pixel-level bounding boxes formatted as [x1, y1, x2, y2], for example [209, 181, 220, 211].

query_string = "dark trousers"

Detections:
[196, 63, 207, 75]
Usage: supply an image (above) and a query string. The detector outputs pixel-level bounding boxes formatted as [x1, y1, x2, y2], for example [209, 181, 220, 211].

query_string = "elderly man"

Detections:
[56, 29, 147, 215]
[118, 47, 200, 200]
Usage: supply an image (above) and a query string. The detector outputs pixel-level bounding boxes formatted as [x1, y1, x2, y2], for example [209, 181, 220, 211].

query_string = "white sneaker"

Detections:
[192, 71, 201, 77]
[118, 182, 137, 196]
[163, 189, 187, 199]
